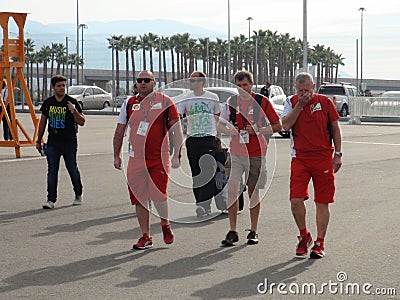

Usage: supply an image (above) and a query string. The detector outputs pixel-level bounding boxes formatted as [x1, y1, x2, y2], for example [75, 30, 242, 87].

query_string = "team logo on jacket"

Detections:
[310, 102, 322, 113]
[151, 102, 162, 109]
[132, 104, 140, 110]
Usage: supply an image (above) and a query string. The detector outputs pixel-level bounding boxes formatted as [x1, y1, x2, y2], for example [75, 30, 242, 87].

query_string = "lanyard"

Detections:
[139, 92, 156, 121]
[237, 96, 254, 127]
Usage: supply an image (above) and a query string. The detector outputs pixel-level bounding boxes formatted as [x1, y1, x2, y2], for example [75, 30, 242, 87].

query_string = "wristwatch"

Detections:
[70, 108, 76, 114]
[334, 151, 343, 157]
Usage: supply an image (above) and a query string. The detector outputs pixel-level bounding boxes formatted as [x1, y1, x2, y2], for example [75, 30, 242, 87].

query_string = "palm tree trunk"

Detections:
[170, 49, 175, 81]
[116, 51, 120, 96]
[130, 49, 136, 83]
[125, 50, 130, 94]
[163, 50, 167, 84]
[142, 48, 147, 70]
[36, 62, 41, 102]
[149, 48, 154, 73]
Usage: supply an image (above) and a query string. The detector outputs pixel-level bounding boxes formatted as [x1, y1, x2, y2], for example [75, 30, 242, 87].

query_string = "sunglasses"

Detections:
[189, 78, 202, 83]
[136, 78, 153, 83]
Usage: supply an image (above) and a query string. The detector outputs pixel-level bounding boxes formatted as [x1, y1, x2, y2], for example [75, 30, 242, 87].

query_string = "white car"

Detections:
[370, 91, 400, 116]
[68, 85, 112, 110]
[253, 85, 290, 138]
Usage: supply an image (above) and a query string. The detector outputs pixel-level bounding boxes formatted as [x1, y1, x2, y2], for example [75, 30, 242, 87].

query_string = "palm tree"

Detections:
[187, 37, 198, 74]
[68, 53, 79, 87]
[24, 38, 35, 97]
[120, 36, 131, 94]
[208, 40, 217, 83]
[139, 34, 150, 70]
[147, 33, 159, 73]
[169, 34, 181, 81]
[126, 36, 140, 85]
[312, 44, 326, 88]
[266, 30, 279, 84]
[159, 36, 170, 84]
[179, 33, 190, 78]
[107, 35, 123, 96]
[39, 45, 52, 100]
[34, 52, 42, 102]
[333, 53, 345, 82]
[54, 43, 66, 75]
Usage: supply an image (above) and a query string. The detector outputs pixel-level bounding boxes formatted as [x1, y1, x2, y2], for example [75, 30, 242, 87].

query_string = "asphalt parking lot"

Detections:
[0, 113, 399, 299]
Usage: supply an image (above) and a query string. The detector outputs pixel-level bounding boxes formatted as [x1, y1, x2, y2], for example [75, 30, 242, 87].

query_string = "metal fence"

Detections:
[349, 96, 400, 123]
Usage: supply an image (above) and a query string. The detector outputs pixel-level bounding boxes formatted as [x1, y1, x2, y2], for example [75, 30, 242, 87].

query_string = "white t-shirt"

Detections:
[178, 90, 221, 137]
[117, 99, 129, 125]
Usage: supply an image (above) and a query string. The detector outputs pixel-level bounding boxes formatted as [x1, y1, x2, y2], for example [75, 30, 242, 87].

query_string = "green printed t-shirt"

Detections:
[40, 95, 82, 141]
[177, 90, 221, 137]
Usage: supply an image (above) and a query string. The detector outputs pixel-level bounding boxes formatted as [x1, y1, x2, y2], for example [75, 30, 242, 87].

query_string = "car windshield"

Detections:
[381, 92, 400, 98]
[319, 86, 345, 95]
[69, 87, 85, 95]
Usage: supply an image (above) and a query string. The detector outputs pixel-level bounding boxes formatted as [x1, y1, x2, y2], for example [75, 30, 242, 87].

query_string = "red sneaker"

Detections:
[162, 223, 174, 245]
[295, 232, 312, 258]
[132, 233, 153, 250]
[310, 241, 325, 259]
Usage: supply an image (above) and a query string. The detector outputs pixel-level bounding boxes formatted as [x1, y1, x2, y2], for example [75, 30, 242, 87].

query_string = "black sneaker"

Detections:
[221, 230, 238, 246]
[246, 230, 258, 245]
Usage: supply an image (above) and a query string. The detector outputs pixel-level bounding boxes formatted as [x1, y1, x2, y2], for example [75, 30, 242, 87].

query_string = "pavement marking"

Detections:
[343, 141, 400, 146]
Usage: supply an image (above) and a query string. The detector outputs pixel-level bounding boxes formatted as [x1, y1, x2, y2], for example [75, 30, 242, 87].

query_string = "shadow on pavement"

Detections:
[0, 206, 71, 224]
[31, 213, 134, 237]
[116, 244, 247, 288]
[191, 258, 316, 299]
[0, 249, 164, 293]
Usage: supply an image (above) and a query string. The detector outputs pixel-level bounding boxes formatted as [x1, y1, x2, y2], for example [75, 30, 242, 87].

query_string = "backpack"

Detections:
[126, 93, 174, 154]
[228, 93, 271, 141]
[290, 94, 334, 145]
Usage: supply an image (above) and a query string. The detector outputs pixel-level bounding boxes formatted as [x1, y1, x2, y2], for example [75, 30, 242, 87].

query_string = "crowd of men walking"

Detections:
[33, 69, 342, 259]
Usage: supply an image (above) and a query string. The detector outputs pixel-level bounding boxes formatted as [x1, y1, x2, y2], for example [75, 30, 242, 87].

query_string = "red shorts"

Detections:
[127, 157, 169, 205]
[290, 156, 335, 203]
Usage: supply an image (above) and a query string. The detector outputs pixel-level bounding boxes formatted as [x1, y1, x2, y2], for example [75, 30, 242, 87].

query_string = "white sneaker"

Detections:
[42, 201, 55, 209]
[72, 195, 82, 206]
[196, 206, 206, 217]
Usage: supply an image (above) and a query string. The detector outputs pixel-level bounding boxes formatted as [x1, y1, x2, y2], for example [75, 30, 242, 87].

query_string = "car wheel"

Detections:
[340, 104, 348, 117]
[103, 101, 110, 109]
[279, 131, 291, 138]
[78, 101, 83, 110]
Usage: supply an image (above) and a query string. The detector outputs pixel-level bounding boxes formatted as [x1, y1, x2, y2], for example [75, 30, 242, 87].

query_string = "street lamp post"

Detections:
[246, 17, 253, 41]
[359, 7, 366, 92]
[303, 0, 308, 73]
[66, 36, 69, 91]
[227, 0, 231, 82]
[111, 38, 116, 113]
[79, 24, 88, 84]
[76, 0, 79, 85]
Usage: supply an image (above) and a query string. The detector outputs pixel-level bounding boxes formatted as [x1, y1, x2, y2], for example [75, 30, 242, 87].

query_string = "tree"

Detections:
[147, 33, 159, 74]
[139, 34, 150, 70]
[24, 38, 35, 98]
[120, 36, 131, 94]
[39, 45, 51, 100]
[107, 35, 123, 96]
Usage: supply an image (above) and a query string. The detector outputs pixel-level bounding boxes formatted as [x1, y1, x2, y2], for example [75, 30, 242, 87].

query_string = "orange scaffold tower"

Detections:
[0, 12, 39, 158]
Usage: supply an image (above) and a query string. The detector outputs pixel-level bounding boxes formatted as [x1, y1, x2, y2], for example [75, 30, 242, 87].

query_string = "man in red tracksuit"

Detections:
[282, 72, 343, 259]
[113, 70, 183, 250]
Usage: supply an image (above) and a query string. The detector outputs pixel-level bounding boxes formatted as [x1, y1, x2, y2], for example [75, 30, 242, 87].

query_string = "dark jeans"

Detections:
[46, 138, 83, 203]
[186, 136, 217, 210]
[1, 106, 12, 140]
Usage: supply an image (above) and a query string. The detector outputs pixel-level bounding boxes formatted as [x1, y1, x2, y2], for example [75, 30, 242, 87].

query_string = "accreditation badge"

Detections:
[137, 121, 149, 136]
[239, 130, 249, 144]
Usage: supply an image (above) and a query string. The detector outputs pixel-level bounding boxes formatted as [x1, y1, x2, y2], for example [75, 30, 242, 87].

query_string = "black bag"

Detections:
[214, 148, 245, 211]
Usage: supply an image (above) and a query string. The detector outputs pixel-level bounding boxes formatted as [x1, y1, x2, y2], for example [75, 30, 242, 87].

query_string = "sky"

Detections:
[3, 0, 400, 80]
